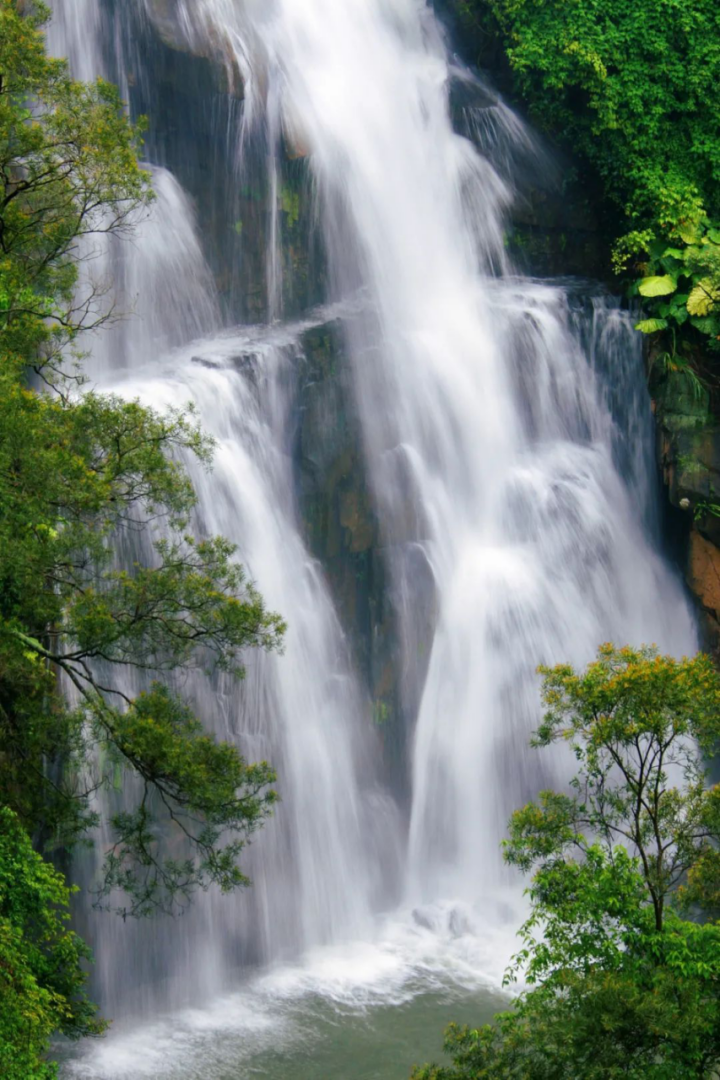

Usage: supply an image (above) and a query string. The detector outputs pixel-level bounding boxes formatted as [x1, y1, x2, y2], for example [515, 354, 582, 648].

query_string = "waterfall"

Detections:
[78, 316, 397, 1022]
[48, 0, 396, 1024]
[46, 0, 102, 81]
[48, 0, 698, 1075]
[180, 0, 695, 897]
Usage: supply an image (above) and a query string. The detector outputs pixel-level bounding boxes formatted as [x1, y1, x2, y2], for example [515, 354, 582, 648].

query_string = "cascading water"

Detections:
[50, 0, 699, 1076]
[49, 0, 395, 1028]
[178, 0, 696, 895]
[47, 0, 102, 81]
[79, 315, 398, 1019]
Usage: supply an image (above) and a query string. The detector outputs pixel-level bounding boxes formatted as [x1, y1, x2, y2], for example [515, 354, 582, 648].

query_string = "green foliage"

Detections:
[415, 918, 720, 1078]
[97, 686, 280, 918]
[0, 0, 286, 921]
[694, 499, 720, 526]
[0, 372, 286, 916]
[0, 807, 105, 1079]
[637, 276, 677, 299]
[0, 1, 288, 1069]
[634, 318, 667, 335]
[280, 186, 300, 229]
[454, 0, 720, 349]
[648, 342, 708, 406]
[0, 0, 153, 379]
[516, 645, 720, 930]
[372, 699, 390, 727]
[414, 646, 720, 1078]
[631, 222, 720, 351]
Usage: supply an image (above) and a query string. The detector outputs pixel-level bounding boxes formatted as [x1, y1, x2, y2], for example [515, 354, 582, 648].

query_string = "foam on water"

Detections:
[62, 898, 518, 1079]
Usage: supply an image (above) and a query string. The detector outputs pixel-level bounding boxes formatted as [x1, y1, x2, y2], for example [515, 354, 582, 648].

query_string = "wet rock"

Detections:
[688, 531, 720, 615]
[191, 355, 221, 369]
[653, 365, 720, 654]
[687, 531, 720, 654]
[141, 0, 245, 95]
[448, 907, 472, 938]
[412, 907, 435, 931]
[295, 322, 409, 793]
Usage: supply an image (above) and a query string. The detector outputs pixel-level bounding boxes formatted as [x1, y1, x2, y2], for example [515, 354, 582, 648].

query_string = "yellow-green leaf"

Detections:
[679, 223, 703, 245]
[638, 275, 677, 297]
[634, 318, 668, 334]
[687, 281, 719, 317]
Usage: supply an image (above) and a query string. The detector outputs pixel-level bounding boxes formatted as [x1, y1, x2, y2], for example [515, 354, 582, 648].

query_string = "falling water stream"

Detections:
[50, 0, 697, 1076]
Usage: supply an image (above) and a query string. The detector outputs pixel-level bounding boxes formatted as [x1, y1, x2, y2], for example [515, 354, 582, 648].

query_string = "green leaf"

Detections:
[690, 315, 720, 335]
[634, 318, 668, 334]
[649, 237, 669, 260]
[638, 275, 677, 297]
[687, 281, 719, 317]
[679, 224, 703, 245]
[659, 258, 682, 277]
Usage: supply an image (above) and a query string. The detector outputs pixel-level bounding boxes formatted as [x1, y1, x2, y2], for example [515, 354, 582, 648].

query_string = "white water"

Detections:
[47, 0, 102, 81]
[49, 0, 397, 1022]
[184, 0, 696, 897]
[77, 314, 401, 1022]
[49, 0, 697, 1075]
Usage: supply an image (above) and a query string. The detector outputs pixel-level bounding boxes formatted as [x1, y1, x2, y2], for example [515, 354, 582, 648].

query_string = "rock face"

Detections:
[447, 70, 607, 281]
[655, 372, 720, 507]
[688, 532, 720, 627]
[112, 4, 323, 326]
[653, 366, 720, 653]
[140, 0, 243, 91]
[506, 185, 605, 280]
[295, 323, 412, 795]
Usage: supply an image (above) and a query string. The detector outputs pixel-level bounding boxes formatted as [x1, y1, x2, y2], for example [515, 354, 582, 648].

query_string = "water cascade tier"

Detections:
[49, 0, 696, 1075]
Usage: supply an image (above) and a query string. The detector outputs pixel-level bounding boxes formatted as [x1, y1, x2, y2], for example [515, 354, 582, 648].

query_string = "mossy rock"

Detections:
[654, 370, 710, 433]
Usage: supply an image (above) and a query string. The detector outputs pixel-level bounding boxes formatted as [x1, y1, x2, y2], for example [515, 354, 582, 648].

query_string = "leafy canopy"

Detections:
[0, 0, 152, 380]
[0, 0, 285, 922]
[0, 807, 105, 1080]
[413, 645, 720, 1079]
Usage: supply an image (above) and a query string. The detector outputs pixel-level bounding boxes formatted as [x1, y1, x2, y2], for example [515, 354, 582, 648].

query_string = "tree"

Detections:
[413, 645, 720, 1079]
[0, 2, 287, 1070]
[0, 379, 286, 917]
[0, 807, 105, 1080]
[1, 0, 153, 379]
[0, 0, 286, 919]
